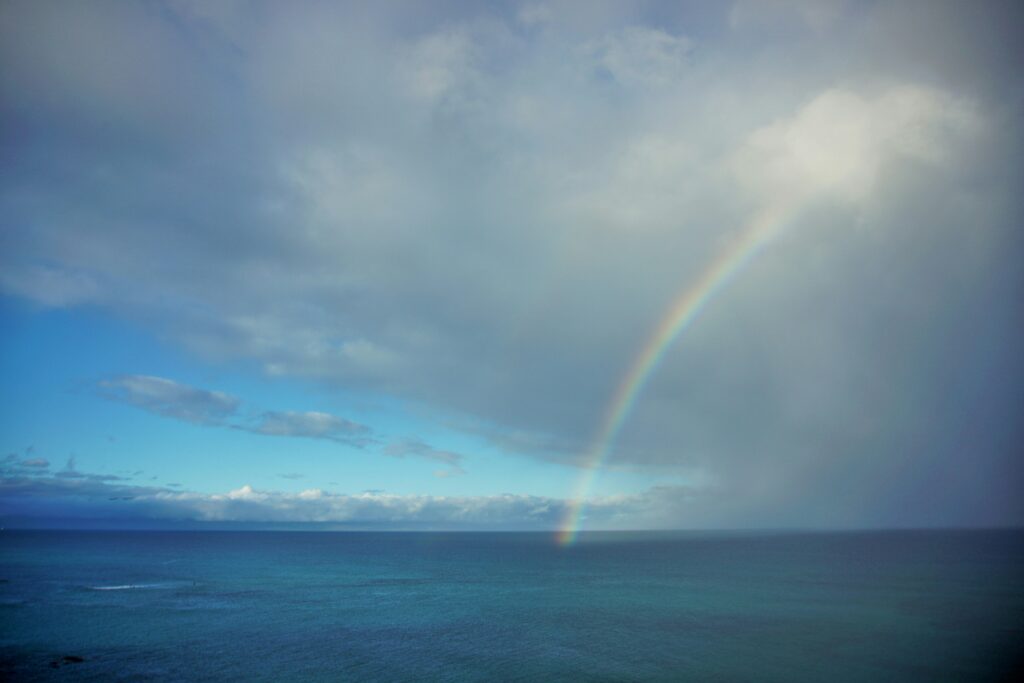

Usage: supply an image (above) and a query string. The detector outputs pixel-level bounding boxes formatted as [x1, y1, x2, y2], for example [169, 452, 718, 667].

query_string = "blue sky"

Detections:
[1, 0, 1022, 530]
[1, 298, 658, 498]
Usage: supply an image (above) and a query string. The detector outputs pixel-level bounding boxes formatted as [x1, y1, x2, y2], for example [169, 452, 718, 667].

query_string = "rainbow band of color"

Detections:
[557, 205, 790, 545]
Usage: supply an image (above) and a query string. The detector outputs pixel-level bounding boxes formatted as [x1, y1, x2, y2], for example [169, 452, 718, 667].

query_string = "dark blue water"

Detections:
[1, 530, 1021, 681]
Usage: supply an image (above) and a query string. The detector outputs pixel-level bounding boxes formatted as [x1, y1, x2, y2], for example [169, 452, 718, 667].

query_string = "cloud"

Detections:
[734, 86, 979, 206]
[1, 455, 50, 472]
[93, 374, 468, 474]
[52, 456, 122, 482]
[398, 26, 479, 104]
[242, 410, 371, 445]
[729, 0, 845, 34]
[385, 438, 466, 476]
[587, 26, 691, 88]
[384, 438, 463, 466]
[0, 265, 103, 307]
[19, 458, 49, 469]
[97, 374, 374, 446]
[0, 469, 697, 531]
[97, 375, 240, 425]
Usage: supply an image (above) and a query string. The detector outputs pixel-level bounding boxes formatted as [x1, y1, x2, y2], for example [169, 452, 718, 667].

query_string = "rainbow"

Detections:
[557, 205, 791, 545]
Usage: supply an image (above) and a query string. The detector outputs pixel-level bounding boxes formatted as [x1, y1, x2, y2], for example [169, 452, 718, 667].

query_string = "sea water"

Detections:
[1, 529, 1021, 681]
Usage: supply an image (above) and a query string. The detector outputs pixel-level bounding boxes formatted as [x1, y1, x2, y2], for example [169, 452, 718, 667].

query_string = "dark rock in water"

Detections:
[49, 655, 85, 668]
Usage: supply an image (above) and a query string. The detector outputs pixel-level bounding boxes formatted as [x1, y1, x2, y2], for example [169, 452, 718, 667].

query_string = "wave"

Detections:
[88, 582, 186, 591]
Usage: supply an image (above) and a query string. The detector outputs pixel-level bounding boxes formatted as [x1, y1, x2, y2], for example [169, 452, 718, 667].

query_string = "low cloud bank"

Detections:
[0, 464, 696, 531]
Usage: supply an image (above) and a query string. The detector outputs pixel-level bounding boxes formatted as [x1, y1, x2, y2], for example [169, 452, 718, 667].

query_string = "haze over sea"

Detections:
[2, 529, 1021, 681]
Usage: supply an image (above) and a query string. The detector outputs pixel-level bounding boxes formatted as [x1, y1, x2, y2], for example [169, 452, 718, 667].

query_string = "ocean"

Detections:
[1, 529, 1021, 681]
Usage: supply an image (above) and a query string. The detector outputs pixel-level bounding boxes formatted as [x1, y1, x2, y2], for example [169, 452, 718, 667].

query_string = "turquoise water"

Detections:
[1, 530, 1021, 681]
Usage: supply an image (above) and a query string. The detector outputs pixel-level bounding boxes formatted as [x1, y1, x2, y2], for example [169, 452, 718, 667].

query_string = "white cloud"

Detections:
[399, 28, 479, 103]
[587, 26, 691, 88]
[735, 86, 981, 206]
[0, 470, 700, 530]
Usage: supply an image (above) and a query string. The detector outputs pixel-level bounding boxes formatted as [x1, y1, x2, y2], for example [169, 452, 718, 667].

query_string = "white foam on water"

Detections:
[88, 582, 179, 591]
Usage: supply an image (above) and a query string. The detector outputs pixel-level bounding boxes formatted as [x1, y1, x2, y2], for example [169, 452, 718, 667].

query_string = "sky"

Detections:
[1, 0, 1022, 532]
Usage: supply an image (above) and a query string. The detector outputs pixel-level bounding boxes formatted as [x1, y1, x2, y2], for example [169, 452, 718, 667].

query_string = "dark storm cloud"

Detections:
[2, 0, 1021, 527]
